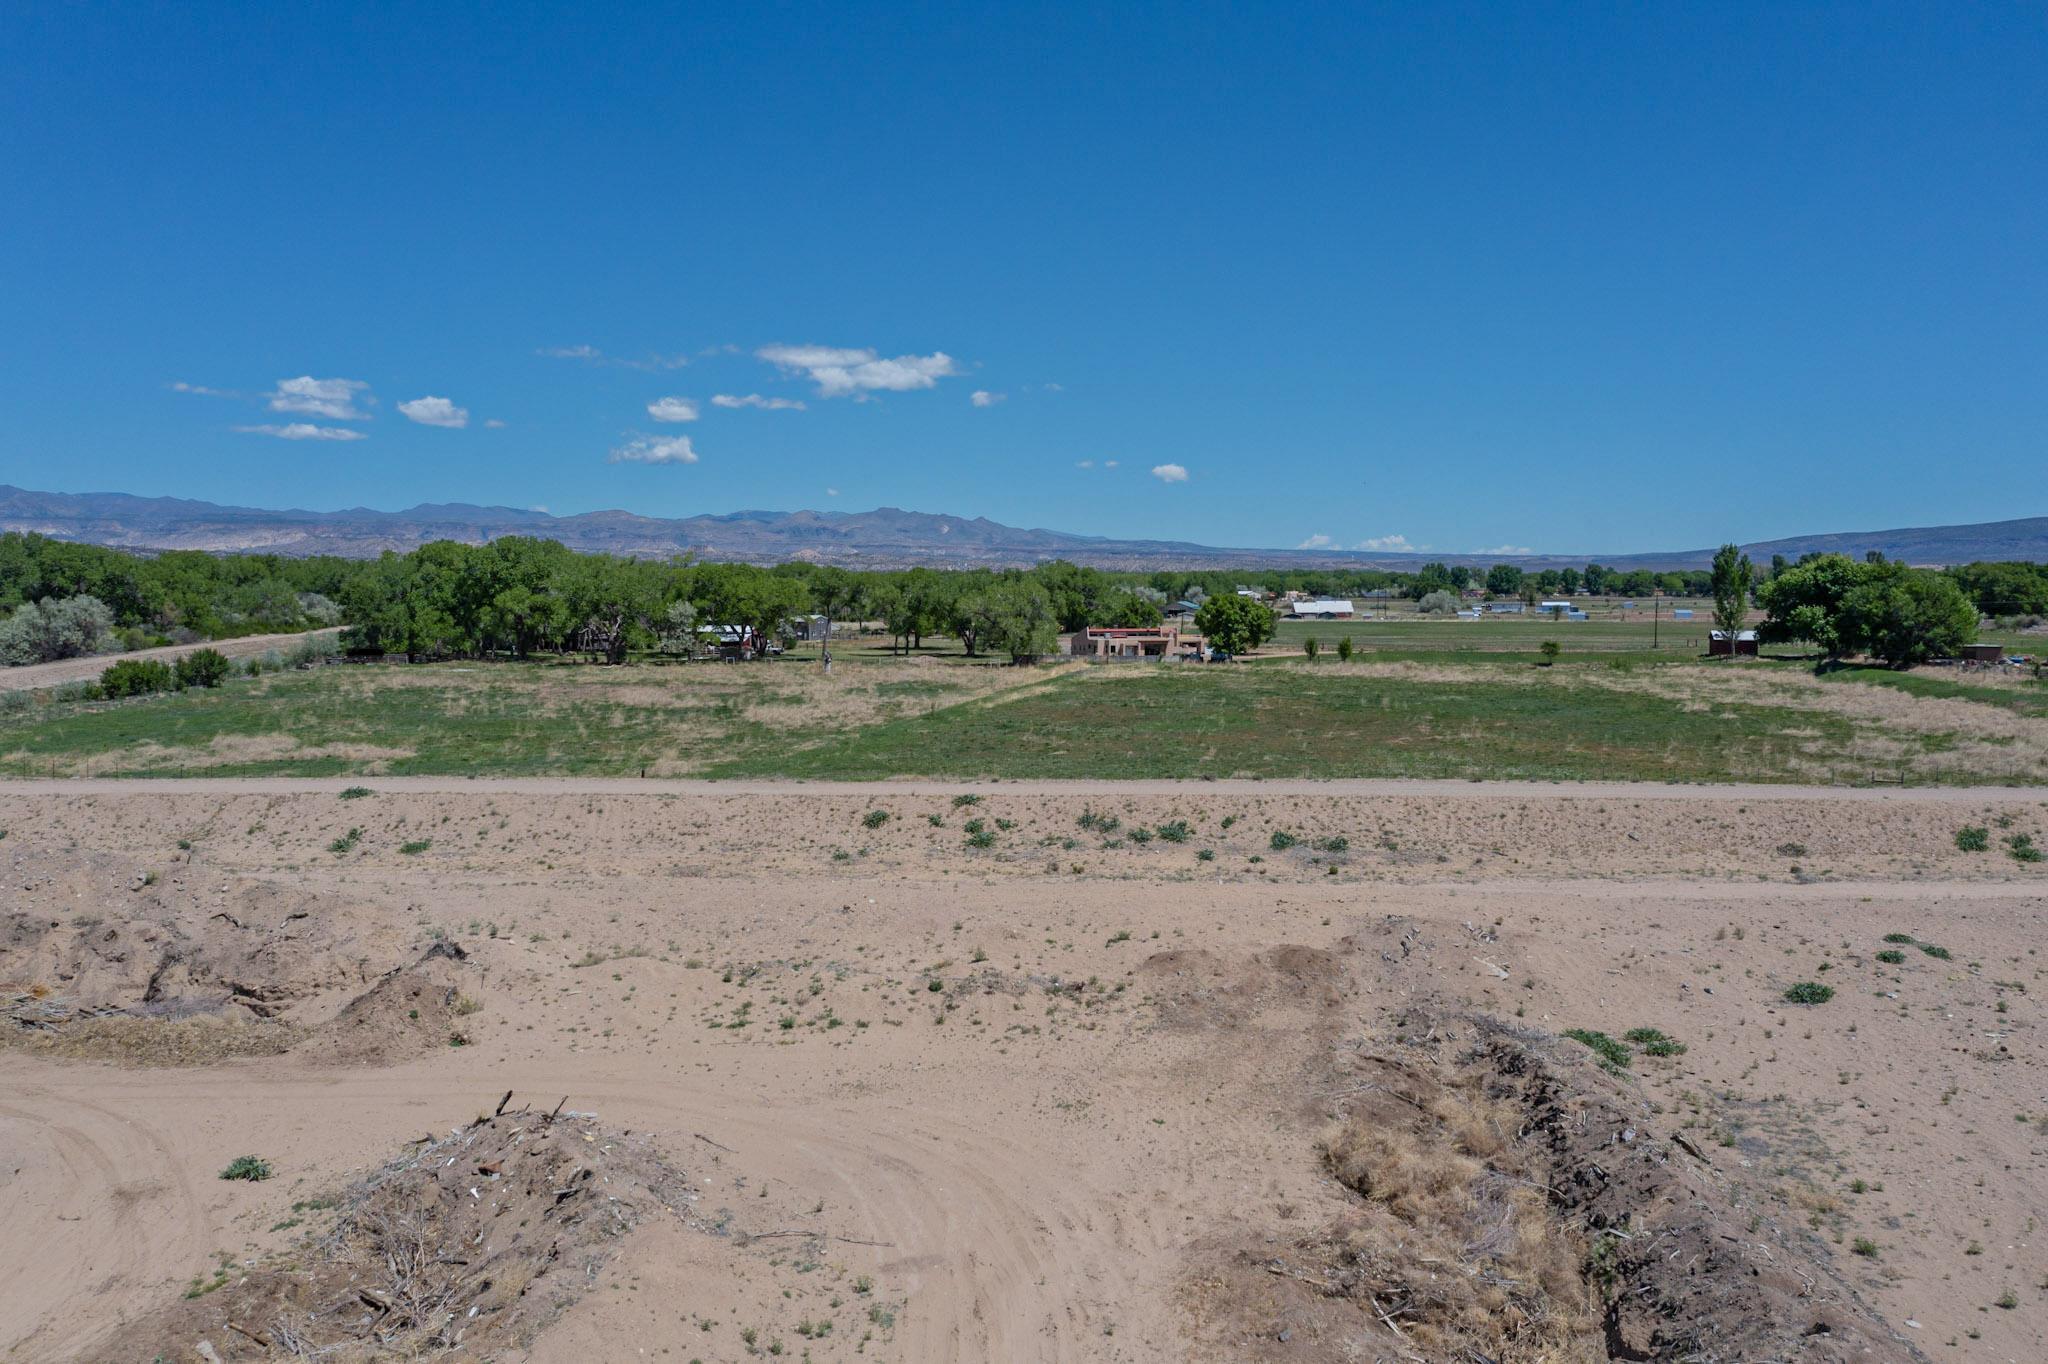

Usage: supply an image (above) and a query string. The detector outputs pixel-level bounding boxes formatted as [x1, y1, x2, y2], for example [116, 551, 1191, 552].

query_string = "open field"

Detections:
[3, 647, 2046, 785]
[3, 781, 2045, 1361]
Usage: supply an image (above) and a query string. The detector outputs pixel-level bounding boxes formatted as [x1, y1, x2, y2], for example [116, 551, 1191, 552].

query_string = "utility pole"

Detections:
[1652, 591, 1661, 650]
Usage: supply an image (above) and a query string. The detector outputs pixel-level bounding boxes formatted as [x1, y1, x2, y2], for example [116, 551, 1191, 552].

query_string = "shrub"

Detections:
[1336, 636, 1354, 662]
[399, 839, 432, 855]
[1881, 931, 1915, 944]
[1563, 1029, 1631, 1071]
[219, 1155, 272, 1182]
[1268, 831, 1298, 851]
[1917, 943, 1951, 960]
[1313, 835, 1348, 853]
[99, 658, 177, 698]
[0, 594, 116, 664]
[329, 827, 363, 855]
[2007, 833, 2043, 864]
[1303, 636, 1319, 660]
[861, 809, 890, 829]
[338, 786, 374, 800]
[1127, 826, 1153, 844]
[1783, 981, 1834, 1005]
[1156, 819, 1191, 843]
[1537, 640, 1560, 666]
[1955, 825, 1990, 852]
[1416, 589, 1460, 615]
[1077, 808, 1119, 833]
[1875, 949, 1905, 965]
[965, 829, 996, 849]
[175, 647, 232, 689]
[1851, 1238, 1879, 1258]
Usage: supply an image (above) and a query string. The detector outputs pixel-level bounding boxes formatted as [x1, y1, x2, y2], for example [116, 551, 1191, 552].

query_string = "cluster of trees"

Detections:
[0, 533, 348, 645]
[332, 540, 1131, 663]
[1947, 561, 2048, 619]
[1756, 554, 1978, 667]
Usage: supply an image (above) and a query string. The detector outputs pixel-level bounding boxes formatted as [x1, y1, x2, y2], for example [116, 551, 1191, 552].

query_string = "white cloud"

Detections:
[647, 396, 700, 423]
[484, 418, 508, 429]
[711, 393, 806, 411]
[1075, 459, 1095, 469]
[970, 389, 1004, 407]
[1474, 544, 1534, 556]
[1355, 534, 1418, 552]
[1104, 459, 1119, 468]
[267, 376, 371, 420]
[757, 343, 961, 398]
[234, 423, 366, 441]
[1296, 534, 1334, 550]
[169, 380, 236, 397]
[1150, 463, 1188, 484]
[538, 344, 687, 370]
[398, 395, 469, 428]
[825, 487, 840, 498]
[607, 434, 699, 466]
[529, 504, 550, 513]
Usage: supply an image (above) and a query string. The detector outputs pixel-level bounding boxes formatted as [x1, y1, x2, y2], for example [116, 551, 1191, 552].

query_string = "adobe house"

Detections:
[1069, 624, 1202, 660]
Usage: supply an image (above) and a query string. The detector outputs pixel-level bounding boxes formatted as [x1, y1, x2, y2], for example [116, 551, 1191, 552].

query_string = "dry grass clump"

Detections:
[0, 1013, 301, 1065]
[1320, 1071, 1596, 1361]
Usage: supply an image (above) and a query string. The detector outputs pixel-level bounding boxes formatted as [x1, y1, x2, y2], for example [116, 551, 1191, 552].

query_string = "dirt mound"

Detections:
[91, 1103, 695, 1363]
[1191, 1007, 1924, 1364]
[1, 844, 394, 1017]
[2, 841, 413, 1062]
[297, 941, 477, 1065]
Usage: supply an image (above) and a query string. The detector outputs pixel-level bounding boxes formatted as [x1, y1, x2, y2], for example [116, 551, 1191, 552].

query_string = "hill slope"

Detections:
[0, 484, 2040, 569]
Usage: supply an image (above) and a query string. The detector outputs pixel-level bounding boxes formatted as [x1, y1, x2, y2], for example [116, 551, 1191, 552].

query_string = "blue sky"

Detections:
[2, 3, 2042, 555]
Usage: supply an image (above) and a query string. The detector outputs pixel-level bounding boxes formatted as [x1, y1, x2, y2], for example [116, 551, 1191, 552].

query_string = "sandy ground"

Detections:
[4, 781, 2045, 1362]
[0, 629, 338, 692]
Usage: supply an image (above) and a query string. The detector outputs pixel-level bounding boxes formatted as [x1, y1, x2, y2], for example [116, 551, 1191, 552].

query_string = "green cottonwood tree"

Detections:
[1709, 543, 1754, 646]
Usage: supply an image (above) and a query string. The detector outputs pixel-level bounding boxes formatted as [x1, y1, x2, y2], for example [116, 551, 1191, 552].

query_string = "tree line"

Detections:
[4, 529, 2043, 668]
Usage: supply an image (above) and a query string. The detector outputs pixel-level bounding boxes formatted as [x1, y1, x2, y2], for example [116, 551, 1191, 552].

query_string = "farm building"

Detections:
[1960, 644, 2006, 663]
[1069, 625, 1201, 660]
[1289, 598, 1354, 619]
[1708, 629, 1759, 656]
[1671, 609, 1694, 621]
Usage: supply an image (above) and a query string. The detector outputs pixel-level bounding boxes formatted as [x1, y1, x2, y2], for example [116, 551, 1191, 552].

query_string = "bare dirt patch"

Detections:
[1, 784, 2042, 1361]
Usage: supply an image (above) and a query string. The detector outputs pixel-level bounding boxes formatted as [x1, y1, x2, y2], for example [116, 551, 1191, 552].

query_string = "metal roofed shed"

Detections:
[1289, 598, 1355, 618]
[1708, 629, 1758, 656]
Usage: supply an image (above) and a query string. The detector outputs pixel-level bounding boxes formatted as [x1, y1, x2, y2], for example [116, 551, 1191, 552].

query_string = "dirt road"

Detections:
[0, 629, 338, 692]
[0, 772, 2029, 801]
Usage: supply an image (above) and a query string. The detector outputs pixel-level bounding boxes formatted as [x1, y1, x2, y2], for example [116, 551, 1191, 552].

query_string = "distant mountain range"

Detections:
[0, 484, 2041, 571]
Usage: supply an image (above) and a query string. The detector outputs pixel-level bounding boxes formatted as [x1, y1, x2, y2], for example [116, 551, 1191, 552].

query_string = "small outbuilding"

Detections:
[1961, 644, 2006, 663]
[1708, 629, 1759, 657]
[1290, 598, 1355, 619]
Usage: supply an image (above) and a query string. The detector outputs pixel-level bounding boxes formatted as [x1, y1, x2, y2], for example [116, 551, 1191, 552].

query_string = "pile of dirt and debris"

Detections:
[295, 941, 478, 1065]
[1, 842, 436, 1064]
[92, 1100, 696, 1363]
[1193, 1006, 1925, 1364]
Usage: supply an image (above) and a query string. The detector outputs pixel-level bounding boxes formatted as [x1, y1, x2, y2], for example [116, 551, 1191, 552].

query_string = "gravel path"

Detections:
[0, 629, 339, 692]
